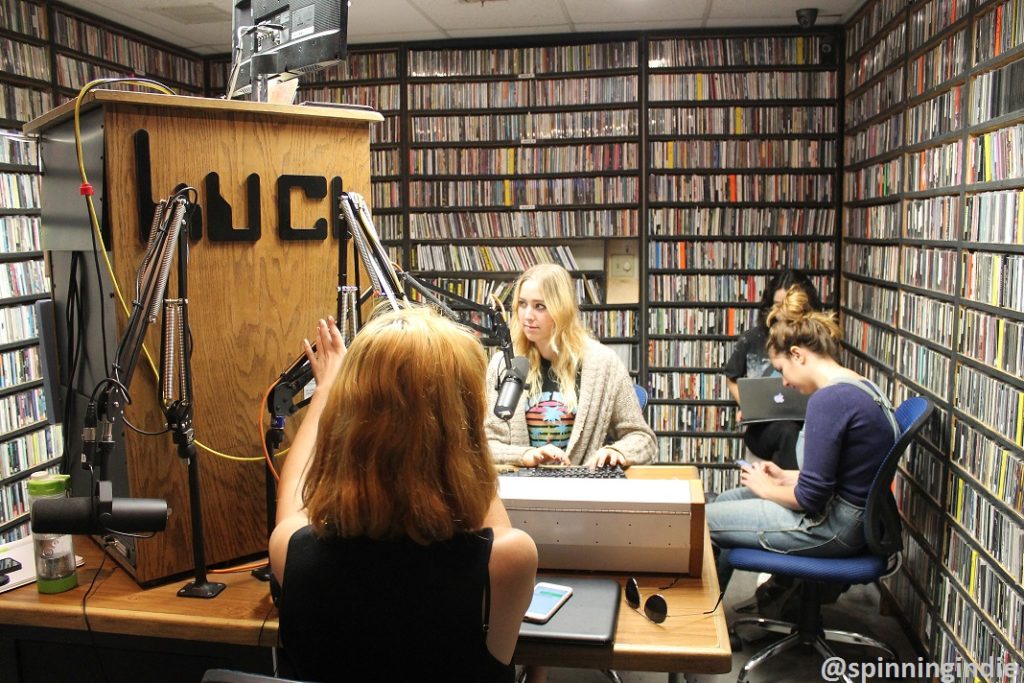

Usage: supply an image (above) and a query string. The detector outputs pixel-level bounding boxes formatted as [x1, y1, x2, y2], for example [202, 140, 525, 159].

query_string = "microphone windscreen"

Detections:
[30, 496, 170, 535]
[31, 497, 95, 534]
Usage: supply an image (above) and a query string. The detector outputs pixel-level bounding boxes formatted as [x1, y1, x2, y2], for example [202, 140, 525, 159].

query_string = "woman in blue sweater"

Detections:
[707, 286, 899, 588]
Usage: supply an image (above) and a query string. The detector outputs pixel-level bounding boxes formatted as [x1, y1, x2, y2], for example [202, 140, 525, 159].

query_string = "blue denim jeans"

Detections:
[707, 487, 866, 588]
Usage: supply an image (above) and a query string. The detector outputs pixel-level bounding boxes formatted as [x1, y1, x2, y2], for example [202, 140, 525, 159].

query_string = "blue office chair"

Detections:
[727, 396, 933, 683]
[633, 383, 648, 410]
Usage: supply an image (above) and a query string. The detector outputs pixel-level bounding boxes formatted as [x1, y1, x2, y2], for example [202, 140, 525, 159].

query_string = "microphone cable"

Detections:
[81, 538, 114, 683]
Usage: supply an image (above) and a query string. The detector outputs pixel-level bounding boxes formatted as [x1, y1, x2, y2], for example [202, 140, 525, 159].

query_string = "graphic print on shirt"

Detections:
[525, 391, 576, 448]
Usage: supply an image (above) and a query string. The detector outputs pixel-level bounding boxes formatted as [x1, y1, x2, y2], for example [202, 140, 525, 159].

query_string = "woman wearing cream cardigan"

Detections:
[484, 263, 656, 469]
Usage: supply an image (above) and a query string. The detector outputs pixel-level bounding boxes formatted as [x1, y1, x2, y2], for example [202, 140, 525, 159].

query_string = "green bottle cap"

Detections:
[27, 472, 71, 497]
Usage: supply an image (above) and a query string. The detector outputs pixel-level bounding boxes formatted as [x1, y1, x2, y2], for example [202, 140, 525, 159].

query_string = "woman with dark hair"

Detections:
[708, 286, 898, 589]
[722, 269, 823, 469]
[271, 309, 538, 682]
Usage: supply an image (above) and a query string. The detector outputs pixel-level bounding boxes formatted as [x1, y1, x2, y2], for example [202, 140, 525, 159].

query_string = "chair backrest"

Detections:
[862, 396, 934, 557]
[633, 383, 648, 410]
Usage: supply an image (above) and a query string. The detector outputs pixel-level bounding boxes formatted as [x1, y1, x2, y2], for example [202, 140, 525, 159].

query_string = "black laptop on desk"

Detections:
[737, 377, 809, 424]
[518, 576, 621, 644]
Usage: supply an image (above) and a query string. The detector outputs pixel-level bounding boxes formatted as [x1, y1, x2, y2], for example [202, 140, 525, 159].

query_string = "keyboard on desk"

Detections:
[511, 465, 626, 479]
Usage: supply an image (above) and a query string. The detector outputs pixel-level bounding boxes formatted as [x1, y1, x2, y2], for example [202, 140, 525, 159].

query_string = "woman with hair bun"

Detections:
[722, 269, 823, 469]
[707, 286, 899, 588]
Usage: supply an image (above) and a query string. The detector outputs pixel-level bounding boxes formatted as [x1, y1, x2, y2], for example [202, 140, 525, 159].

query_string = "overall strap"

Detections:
[827, 377, 899, 440]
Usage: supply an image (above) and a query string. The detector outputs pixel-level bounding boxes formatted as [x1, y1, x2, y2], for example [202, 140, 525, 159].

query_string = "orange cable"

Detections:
[209, 560, 269, 574]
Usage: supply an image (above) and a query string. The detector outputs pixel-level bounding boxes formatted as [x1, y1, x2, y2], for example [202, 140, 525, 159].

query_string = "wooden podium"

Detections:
[25, 91, 382, 585]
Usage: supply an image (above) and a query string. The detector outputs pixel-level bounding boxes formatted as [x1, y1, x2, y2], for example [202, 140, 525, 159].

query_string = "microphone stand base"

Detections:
[251, 564, 272, 582]
[177, 580, 226, 599]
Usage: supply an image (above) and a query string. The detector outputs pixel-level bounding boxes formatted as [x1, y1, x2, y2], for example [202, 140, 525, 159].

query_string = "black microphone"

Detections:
[494, 356, 530, 421]
[31, 495, 170, 535]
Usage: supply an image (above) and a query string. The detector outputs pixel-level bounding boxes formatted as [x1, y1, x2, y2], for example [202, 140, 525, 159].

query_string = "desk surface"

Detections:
[0, 466, 731, 674]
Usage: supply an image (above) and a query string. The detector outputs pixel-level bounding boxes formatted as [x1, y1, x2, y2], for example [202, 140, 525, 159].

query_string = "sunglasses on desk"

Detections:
[625, 577, 725, 624]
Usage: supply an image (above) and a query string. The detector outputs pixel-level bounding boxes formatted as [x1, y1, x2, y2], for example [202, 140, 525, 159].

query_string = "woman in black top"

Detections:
[722, 270, 823, 469]
[271, 308, 538, 682]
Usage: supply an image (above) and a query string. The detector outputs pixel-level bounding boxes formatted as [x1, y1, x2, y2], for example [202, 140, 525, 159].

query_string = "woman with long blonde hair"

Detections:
[484, 263, 656, 468]
[707, 286, 899, 589]
[271, 308, 537, 682]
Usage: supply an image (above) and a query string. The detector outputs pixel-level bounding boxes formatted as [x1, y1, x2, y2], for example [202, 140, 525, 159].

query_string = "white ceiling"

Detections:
[59, 0, 864, 56]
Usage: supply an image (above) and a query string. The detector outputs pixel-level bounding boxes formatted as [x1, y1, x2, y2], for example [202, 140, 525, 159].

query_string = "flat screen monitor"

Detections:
[229, 0, 348, 99]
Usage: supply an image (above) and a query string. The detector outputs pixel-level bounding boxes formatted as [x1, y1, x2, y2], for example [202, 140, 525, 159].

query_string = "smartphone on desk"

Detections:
[524, 582, 573, 623]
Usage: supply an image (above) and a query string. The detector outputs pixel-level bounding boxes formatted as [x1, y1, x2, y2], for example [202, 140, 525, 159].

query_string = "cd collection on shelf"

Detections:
[0, 2, 1020, 674]
[844, 0, 1024, 674]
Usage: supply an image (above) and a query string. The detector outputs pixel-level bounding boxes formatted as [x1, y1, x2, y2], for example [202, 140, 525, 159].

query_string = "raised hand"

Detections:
[303, 315, 347, 395]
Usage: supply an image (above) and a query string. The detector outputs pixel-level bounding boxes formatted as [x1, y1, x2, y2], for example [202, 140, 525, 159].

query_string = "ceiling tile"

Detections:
[575, 19, 706, 32]
[51, 0, 866, 56]
[562, 0, 708, 24]
[446, 24, 574, 38]
[408, 0, 569, 30]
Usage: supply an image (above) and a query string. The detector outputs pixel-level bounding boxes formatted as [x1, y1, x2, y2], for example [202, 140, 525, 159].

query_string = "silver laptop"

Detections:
[737, 377, 809, 424]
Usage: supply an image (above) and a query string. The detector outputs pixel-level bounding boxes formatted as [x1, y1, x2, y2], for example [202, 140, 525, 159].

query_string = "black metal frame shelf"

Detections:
[892, 371, 952, 408]
[408, 169, 639, 181]
[845, 5, 910, 65]
[0, 511, 29, 535]
[935, 534, 1024, 663]
[650, 233, 837, 242]
[0, 25, 47, 46]
[0, 250, 42, 263]
[0, 337, 38, 353]
[950, 406, 1024, 455]
[407, 202, 638, 213]
[647, 98, 835, 107]
[50, 45, 201, 93]
[0, 453, 60, 489]
[0, 378, 42, 399]
[0, 70, 51, 90]
[957, 297, 1024, 324]
[0, 418, 48, 445]
[946, 458, 1024, 527]
[407, 101, 639, 117]
[0, 291, 48, 306]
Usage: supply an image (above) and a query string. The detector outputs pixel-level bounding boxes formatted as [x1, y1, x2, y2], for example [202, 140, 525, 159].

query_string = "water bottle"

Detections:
[27, 472, 78, 594]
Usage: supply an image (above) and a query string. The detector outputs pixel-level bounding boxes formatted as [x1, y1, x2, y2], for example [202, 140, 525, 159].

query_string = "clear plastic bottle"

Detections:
[27, 472, 78, 594]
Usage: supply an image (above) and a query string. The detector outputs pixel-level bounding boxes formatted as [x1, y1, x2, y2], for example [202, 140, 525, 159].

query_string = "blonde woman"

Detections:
[271, 309, 537, 682]
[484, 263, 656, 468]
[707, 287, 899, 589]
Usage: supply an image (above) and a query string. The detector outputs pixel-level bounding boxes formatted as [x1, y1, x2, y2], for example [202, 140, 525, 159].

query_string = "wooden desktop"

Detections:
[0, 466, 731, 681]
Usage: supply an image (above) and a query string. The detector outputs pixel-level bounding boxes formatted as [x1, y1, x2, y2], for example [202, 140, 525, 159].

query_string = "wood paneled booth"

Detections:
[25, 91, 382, 586]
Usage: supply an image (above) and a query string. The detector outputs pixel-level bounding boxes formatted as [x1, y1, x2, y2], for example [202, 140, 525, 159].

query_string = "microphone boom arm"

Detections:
[397, 270, 515, 373]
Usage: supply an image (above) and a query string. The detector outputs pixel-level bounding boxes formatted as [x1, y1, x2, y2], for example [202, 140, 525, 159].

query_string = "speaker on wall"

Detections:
[820, 35, 837, 65]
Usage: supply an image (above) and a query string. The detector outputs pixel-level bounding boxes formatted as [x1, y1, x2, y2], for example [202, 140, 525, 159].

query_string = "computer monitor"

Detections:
[229, 0, 349, 100]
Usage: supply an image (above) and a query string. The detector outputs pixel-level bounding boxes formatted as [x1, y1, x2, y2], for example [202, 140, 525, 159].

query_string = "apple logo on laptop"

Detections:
[773, 393, 786, 404]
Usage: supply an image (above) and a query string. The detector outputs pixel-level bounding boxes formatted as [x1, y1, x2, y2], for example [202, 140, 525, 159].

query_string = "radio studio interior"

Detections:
[0, 1, 1021, 682]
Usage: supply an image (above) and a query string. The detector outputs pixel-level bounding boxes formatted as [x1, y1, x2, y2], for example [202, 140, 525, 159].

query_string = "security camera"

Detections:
[796, 8, 818, 29]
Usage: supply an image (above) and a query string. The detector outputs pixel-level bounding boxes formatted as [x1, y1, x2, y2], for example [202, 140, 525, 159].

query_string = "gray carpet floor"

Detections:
[530, 569, 925, 683]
